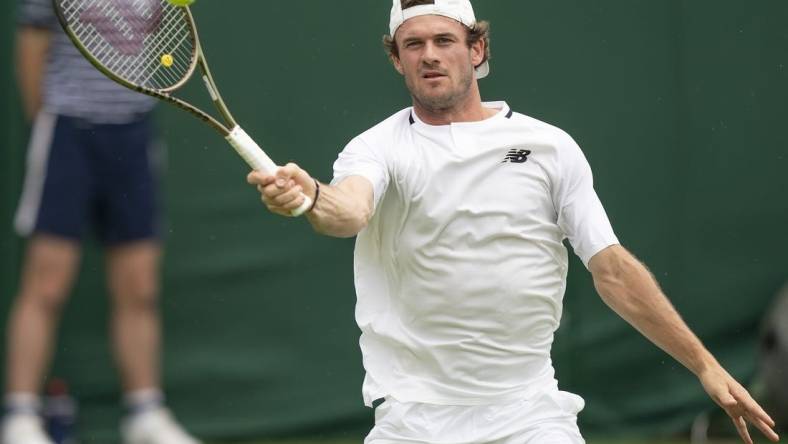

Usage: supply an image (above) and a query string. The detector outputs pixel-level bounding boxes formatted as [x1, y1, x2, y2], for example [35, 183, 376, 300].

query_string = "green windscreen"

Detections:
[0, 1, 786, 442]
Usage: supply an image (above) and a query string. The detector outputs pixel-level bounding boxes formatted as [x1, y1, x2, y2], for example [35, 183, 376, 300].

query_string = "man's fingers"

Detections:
[731, 415, 753, 444]
[733, 386, 780, 440]
[702, 371, 779, 443]
[725, 400, 780, 444]
[258, 181, 291, 210]
[750, 416, 781, 442]
[256, 179, 304, 215]
[276, 163, 303, 185]
[261, 181, 286, 198]
[715, 388, 738, 406]
[747, 402, 777, 429]
[249, 163, 311, 217]
[262, 197, 295, 217]
[737, 392, 776, 427]
[247, 171, 275, 186]
[273, 185, 303, 206]
[742, 403, 780, 442]
[282, 195, 307, 212]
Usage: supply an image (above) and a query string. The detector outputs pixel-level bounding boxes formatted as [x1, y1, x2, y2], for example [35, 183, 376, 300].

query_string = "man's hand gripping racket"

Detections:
[53, 0, 312, 216]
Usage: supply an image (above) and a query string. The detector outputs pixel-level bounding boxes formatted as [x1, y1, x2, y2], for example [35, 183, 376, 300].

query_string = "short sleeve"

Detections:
[17, 0, 58, 29]
[332, 136, 390, 211]
[553, 131, 619, 267]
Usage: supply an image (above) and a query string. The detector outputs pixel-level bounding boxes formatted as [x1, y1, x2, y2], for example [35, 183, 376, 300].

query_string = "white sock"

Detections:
[4, 393, 41, 416]
[124, 389, 164, 416]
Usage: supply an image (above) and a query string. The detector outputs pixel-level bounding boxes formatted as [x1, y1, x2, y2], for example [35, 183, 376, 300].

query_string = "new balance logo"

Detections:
[501, 148, 532, 164]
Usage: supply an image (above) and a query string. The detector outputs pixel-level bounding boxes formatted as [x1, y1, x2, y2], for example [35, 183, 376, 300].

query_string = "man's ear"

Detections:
[470, 38, 485, 69]
[390, 54, 405, 75]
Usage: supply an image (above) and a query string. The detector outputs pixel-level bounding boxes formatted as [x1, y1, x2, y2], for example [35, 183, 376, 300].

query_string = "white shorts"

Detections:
[365, 390, 585, 444]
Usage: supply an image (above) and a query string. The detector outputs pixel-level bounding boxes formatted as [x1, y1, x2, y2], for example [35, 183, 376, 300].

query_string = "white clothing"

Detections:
[365, 390, 585, 444]
[332, 102, 618, 407]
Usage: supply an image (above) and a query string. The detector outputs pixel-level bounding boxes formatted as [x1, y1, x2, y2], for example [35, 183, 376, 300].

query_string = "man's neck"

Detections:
[412, 86, 498, 125]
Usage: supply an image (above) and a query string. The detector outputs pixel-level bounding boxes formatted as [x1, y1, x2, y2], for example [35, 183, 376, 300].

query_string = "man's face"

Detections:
[392, 15, 485, 112]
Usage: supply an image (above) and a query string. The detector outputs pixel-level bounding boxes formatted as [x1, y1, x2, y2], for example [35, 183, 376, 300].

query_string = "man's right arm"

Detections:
[305, 175, 374, 237]
[15, 26, 51, 121]
[247, 164, 374, 238]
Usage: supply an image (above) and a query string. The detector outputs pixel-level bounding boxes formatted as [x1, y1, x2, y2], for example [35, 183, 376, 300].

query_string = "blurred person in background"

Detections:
[1, 0, 200, 443]
[248, 0, 780, 443]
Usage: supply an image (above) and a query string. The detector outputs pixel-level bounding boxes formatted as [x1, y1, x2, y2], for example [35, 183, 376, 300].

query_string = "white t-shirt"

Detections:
[332, 101, 619, 407]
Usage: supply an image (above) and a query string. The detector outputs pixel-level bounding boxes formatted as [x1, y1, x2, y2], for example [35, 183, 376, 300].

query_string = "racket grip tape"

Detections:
[226, 126, 312, 217]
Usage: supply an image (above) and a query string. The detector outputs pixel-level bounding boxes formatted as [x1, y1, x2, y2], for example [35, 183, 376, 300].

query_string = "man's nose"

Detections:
[421, 41, 440, 64]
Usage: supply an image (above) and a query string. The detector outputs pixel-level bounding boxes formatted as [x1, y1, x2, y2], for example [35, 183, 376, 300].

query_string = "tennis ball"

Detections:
[166, 0, 195, 6]
[161, 54, 174, 67]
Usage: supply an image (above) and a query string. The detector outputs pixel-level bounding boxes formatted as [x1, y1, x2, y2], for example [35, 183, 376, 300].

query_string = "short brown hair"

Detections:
[383, 0, 491, 68]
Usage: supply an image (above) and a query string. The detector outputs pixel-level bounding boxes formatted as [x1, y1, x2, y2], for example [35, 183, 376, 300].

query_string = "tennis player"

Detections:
[2, 1, 200, 443]
[248, 0, 780, 442]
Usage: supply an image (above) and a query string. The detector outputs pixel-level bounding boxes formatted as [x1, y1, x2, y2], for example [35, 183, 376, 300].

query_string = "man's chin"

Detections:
[412, 90, 457, 110]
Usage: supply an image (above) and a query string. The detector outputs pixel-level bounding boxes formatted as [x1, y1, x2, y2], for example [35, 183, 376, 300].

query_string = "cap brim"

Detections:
[475, 60, 490, 79]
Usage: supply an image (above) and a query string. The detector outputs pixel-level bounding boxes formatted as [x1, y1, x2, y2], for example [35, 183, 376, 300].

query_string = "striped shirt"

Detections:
[18, 0, 156, 124]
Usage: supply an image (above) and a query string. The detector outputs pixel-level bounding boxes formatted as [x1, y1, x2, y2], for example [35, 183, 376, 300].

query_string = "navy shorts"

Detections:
[14, 112, 162, 245]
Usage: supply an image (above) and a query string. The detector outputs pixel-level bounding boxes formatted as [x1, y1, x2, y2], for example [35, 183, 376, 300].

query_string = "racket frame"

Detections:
[53, 2, 232, 135]
[52, 0, 312, 215]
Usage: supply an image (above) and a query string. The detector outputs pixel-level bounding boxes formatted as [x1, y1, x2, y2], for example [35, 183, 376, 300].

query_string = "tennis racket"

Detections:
[53, 0, 312, 216]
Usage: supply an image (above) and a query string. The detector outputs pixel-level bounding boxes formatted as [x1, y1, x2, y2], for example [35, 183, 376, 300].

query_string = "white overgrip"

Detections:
[226, 125, 277, 173]
[226, 126, 312, 216]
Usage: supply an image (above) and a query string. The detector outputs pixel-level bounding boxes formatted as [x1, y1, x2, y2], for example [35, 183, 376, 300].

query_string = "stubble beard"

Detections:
[407, 64, 475, 114]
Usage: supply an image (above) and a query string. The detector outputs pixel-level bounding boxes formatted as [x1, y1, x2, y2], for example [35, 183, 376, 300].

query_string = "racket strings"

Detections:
[137, 18, 192, 85]
[60, 0, 196, 91]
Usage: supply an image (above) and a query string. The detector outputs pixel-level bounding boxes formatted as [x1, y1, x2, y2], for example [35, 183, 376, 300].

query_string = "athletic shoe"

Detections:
[0, 414, 55, 444]
[121, 408, 201, 444]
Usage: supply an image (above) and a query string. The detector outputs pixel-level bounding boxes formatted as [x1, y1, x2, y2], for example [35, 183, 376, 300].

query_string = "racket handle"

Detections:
[226, 126, 312, 217]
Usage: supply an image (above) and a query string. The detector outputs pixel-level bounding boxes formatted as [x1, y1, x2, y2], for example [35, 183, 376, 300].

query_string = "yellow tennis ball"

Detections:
[166, 0, 195, 6]
[161, 54, 174, 67]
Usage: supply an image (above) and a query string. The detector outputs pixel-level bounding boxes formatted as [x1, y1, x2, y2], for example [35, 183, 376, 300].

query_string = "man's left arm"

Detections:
[588, 245, 779, 444]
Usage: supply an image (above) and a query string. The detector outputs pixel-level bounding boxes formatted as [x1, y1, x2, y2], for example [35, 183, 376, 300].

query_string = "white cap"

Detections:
[389, 0, 489, 79]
